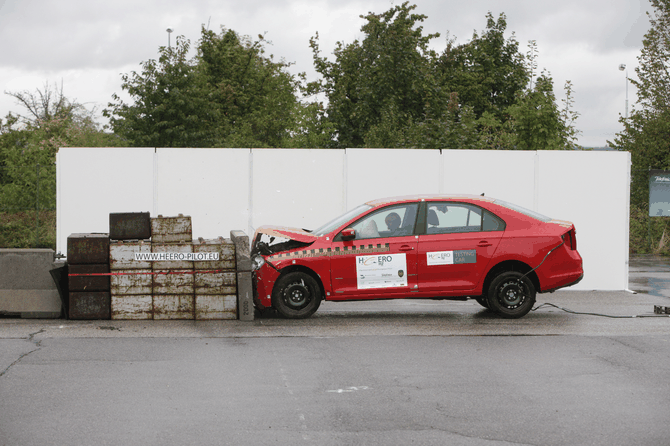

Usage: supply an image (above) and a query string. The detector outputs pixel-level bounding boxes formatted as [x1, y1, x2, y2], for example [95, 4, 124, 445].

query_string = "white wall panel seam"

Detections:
[533, 151, 540, 212]
[248, 149, 254, 239]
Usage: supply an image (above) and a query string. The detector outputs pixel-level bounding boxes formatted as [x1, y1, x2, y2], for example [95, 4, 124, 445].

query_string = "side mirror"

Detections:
[341, 228, 356, 241]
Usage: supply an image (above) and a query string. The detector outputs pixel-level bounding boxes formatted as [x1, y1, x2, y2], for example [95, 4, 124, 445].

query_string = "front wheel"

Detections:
[272, 272, 322, 319]
[487, 271, 536, 319]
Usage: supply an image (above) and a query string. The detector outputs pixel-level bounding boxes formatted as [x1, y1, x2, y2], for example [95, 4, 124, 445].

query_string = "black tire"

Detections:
[474, 297, 490, 309]
[487, 271, 536, 319]
[272, 272, 322, 319]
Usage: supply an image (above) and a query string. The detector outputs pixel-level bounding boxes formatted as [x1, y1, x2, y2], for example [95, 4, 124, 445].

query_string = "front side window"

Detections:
[313, 204, 372, 236]
[347, 203, 419, 240]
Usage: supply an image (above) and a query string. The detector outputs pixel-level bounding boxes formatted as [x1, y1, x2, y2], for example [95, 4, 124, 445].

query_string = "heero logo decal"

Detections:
[358, 255, 393, 267]
[356, 254, 407, 289]
[427, 250, 476, 265]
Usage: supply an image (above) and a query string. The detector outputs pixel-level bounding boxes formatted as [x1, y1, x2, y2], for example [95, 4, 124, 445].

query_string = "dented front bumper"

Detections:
[252, 262, 282, 310]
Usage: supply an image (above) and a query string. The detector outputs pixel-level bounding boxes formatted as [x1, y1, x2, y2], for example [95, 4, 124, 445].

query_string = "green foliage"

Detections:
[610, 0, 670, 213]
[309, 2, 443, 148]
[106, 28, 325, 148]
[199, 29, 306, 148]
[632, 0, 670, 113]
[437, 13, 528, 122]
[309, 3, 577, 150]
[629, 204, 670, 255]
[281, 102, 336, 148]
[0, 84, 117, 247]
[105, 37, 215, 148]
[0, 210, 55, 249]
[506, 74, 565, 150]
[608, 0, 670, 254]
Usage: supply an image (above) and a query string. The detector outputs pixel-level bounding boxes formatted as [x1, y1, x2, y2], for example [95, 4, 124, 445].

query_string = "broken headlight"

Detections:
[251, 254, 266, 271]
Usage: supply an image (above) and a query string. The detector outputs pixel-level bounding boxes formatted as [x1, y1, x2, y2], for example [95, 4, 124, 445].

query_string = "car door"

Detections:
[330, 203, 419, 299]
[417, 202, 505, 292]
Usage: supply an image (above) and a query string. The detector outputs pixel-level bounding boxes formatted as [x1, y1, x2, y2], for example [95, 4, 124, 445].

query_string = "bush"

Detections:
[0, 211, 56, 249]
[629, 205, 670, 255]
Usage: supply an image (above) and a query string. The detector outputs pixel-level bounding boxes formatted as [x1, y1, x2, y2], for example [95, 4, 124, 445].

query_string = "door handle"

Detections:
[477, 241, 492, 247]
[399, 245, 414, 251]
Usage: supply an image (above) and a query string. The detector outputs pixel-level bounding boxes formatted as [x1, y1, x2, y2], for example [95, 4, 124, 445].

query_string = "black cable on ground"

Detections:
[531, 303, 670, 318]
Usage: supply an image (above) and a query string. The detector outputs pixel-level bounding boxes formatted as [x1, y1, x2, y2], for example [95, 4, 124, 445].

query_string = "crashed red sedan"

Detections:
[251, 195, 583, 319]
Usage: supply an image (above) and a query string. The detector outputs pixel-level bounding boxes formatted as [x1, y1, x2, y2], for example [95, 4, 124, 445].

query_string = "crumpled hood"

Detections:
[252, 225, 318, 257]
[254, 225, 318, 243]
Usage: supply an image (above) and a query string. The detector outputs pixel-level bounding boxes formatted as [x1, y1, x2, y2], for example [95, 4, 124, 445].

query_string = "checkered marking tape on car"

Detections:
[268, 243, 391, 262]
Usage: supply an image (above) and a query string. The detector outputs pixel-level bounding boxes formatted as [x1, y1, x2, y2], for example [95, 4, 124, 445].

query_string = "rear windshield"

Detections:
[493, 199, 552, 222]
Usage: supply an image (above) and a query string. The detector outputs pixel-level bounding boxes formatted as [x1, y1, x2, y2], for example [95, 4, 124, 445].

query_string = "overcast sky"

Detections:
[0, 0, 652, 147]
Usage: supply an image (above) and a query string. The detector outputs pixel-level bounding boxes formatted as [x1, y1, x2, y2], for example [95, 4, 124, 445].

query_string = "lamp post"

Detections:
[167, 27, 173, 48]
[618, 63, 628, 119]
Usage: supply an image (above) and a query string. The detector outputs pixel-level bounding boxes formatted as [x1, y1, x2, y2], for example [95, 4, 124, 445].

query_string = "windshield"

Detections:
[494, 199, 551, 222]
[313, 204, 372, 236]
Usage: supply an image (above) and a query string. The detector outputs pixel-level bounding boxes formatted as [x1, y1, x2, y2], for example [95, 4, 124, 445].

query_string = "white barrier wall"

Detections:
[56, 147, 631, 291]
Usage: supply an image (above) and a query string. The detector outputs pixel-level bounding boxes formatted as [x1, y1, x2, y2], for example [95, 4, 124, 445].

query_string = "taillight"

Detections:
[562, 230, 577, 250]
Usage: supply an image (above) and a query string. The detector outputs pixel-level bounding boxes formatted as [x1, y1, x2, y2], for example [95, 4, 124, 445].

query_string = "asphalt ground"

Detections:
[1, 257, 669, 446]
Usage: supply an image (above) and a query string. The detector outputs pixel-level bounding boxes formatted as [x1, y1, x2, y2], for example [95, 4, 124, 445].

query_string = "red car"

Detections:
[251, 195, 583, 319]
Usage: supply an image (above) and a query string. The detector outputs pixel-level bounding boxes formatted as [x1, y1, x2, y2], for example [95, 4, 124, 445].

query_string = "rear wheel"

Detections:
[487, 271, 536, 319]
[272, 272, 322, 319]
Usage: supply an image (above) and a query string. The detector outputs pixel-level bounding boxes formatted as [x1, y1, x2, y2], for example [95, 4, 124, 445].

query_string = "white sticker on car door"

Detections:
[356, 253, 407, 289]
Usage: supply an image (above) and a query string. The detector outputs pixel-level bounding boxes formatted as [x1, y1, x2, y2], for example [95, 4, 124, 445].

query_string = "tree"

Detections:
[198, 28, 309, 148]
[607, 0, 670, 253]
[105, 37, 215, 148]
[309, 4, 576, 150]
[610, 0, 670, 209]
[436, 12, 529, 123]
[308, 2, 444, 148]
[506, 73, 566, 150]
[1, 84, 118, 212]
[106, 28, 316, 148]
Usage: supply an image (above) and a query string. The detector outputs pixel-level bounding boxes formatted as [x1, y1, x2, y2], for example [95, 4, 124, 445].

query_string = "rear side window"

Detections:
[483, 210, 506, 231]
[426, 202, 505, 234]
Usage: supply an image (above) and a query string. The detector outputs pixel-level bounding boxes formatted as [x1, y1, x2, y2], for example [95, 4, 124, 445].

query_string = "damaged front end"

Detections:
[251, 226, 317, 309]
[251, 225, 316, 259]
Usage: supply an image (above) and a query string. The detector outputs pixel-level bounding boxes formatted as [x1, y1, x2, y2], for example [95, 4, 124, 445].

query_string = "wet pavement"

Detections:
[628, 255, 670, 298]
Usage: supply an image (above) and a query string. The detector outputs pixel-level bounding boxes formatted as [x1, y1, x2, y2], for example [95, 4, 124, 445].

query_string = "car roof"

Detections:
[365, 194, 496, 207]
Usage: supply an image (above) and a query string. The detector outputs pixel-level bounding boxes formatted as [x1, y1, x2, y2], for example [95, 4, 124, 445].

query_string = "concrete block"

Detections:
[67, 233, 110, 264]
[109, 212, 151, 240]
[110, 240, 151, 270]
[231, 230, 251, 272]
[195, 294, 236, 320]
[0, 249, 62, 318]
[0, 249, 57, 289]
[112, 295, 153, 320]
[237, 271, 254, 321]
[111, 270, 152, 295]
[0, 290, 61, 318]
[68, 264, 110, 292]
[154, 294, 194, 320]
[69, 291, 111, 320]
